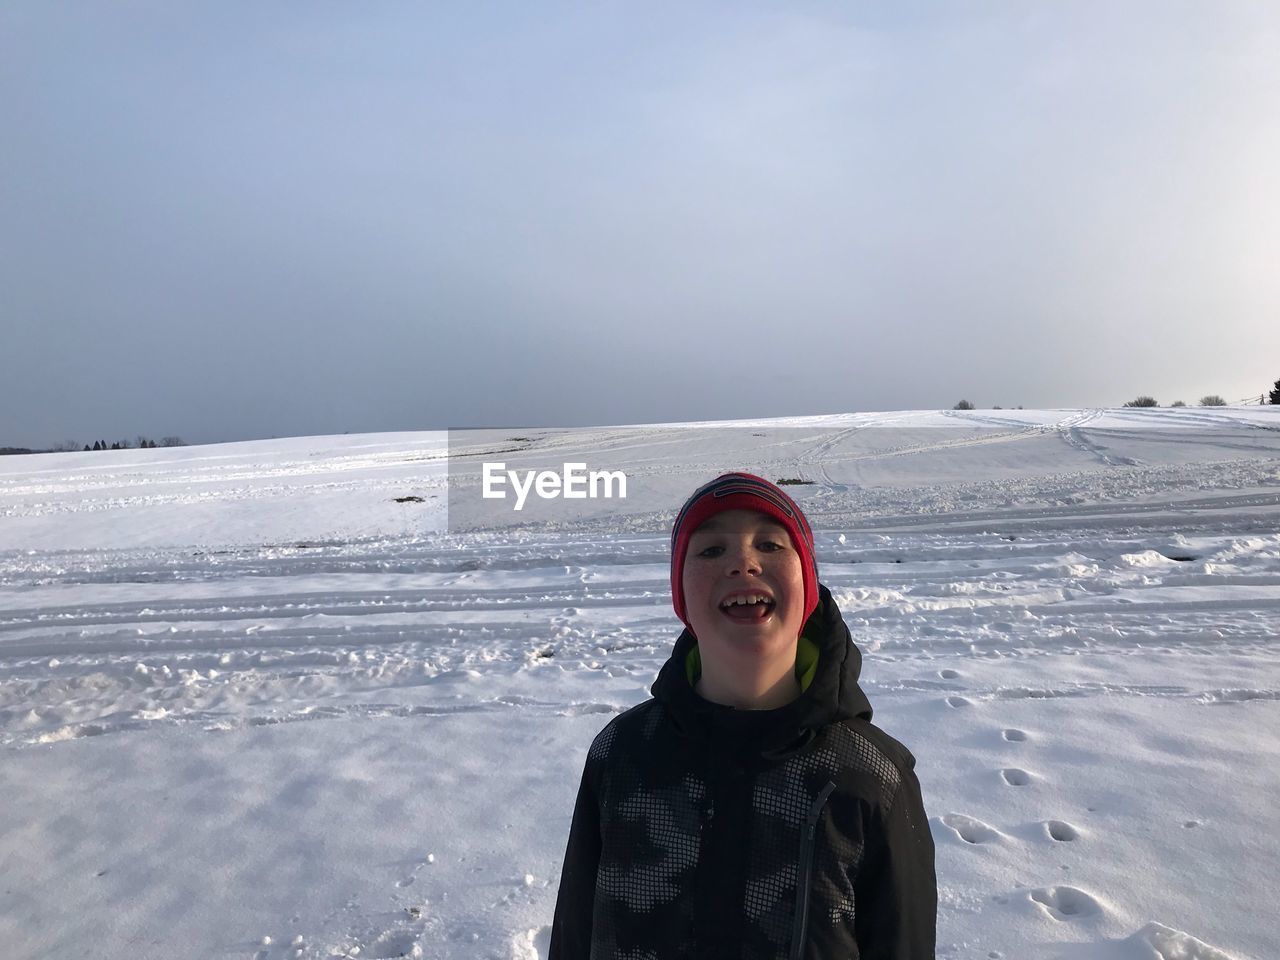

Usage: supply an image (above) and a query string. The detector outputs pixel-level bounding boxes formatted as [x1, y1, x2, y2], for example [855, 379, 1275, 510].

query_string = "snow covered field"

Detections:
[2, 408, 1278, 960]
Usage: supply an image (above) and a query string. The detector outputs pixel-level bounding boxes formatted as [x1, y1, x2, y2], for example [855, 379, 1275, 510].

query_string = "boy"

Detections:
[550, 473, 936, 959]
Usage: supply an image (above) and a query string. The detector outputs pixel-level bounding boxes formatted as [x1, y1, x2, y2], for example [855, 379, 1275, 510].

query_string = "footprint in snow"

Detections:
[938, 669, 961, 680]
[366, 928, 424, 957]
[1125, 921, 1237, 960]
[945, 696, 972, 708]
[397, 853, 435, 889]
[1028, 885, 1103, 920]
[1001, 728, 1028, 742]
[939, 813, 1004, 844]
[1044, 820, 1080, 842]
[1000, 768, 1033, 786]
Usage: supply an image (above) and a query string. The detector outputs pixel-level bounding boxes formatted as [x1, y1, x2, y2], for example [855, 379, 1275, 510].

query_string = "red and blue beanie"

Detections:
[670, 472, 819, 627]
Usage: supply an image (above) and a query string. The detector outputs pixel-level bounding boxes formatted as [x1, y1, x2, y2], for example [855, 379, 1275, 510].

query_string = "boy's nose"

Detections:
[726, 545, 762, 575]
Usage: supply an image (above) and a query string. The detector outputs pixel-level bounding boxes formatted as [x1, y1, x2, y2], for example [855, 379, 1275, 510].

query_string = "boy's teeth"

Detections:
[723, 594, 769, 606]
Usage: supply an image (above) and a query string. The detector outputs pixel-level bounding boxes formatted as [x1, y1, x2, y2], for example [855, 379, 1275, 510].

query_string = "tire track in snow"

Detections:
[1055, 409, 1142, 467]
[0, 584, 673, 635]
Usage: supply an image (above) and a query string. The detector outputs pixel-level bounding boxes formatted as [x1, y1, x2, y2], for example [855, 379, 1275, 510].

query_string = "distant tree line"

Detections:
[951, 380, 1280, 410]
[0, 436, 185, 456]
[82, 436, 185, 451]
[952, 400, 1024, 410]
[1122, 381, 1280, 407]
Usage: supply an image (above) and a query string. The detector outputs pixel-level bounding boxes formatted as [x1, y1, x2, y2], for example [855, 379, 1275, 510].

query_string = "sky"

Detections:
[3, 1, 1279, 448]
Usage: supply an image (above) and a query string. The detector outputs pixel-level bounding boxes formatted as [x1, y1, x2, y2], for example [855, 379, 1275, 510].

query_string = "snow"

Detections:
[1, 407, 1277, 959]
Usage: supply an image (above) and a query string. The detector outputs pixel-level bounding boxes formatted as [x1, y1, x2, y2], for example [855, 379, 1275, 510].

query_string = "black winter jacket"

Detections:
[549, 584, 936, 960]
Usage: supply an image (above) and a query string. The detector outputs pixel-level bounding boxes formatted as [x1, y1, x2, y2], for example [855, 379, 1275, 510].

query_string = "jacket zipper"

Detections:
[789, 780, 837, 960]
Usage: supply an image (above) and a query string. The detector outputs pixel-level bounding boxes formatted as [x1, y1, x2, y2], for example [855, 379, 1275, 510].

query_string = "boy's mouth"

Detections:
[718, 593, 776, 622]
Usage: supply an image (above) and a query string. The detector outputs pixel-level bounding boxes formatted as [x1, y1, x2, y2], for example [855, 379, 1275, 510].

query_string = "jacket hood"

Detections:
[650, 583, 872, 756]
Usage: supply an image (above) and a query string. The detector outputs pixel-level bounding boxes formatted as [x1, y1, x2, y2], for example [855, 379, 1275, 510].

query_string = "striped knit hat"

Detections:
[670, 472, 819, 627]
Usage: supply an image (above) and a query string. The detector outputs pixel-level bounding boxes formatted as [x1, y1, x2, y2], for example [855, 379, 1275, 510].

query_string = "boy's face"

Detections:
[681, 509, 806, 667]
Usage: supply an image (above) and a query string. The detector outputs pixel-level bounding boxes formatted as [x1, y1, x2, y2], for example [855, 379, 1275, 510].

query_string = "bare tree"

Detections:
[160, 436, 186, 447]
[1199, 395, 1226, 406]
[953, 400, 975, 410]
[1122, 396, 1158, 407]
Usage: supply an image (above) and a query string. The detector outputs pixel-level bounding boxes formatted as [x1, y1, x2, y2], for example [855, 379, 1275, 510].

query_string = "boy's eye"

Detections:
[694, 541, 783, 557]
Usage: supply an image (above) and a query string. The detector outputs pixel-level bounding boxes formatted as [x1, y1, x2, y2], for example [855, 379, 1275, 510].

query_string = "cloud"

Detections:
[3, 3, 1279, 444]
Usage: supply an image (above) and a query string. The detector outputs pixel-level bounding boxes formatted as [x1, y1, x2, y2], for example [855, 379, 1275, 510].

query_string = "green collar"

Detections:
[684, 634, 819, 694]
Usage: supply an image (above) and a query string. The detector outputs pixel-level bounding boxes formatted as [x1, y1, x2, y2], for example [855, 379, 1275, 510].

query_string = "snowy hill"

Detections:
[2, 408, 1277, 959]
